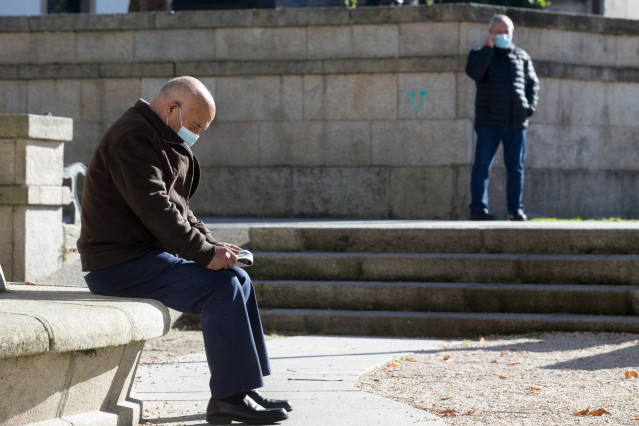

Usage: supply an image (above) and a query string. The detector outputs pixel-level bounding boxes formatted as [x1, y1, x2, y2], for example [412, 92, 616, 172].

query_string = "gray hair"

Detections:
[489, 14, 514, 33]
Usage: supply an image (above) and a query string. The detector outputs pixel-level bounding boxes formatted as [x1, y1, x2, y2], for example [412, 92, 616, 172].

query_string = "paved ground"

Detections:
[134, 333, 448, 426]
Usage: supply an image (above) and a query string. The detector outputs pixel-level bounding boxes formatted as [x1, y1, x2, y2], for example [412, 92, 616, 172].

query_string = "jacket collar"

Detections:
[495, 44, 515, 55]
[134, 98, 184, 145]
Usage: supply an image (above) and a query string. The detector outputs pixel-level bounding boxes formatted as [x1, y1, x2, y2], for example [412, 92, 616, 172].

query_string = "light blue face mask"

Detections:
[494, 34, 512, 49]
[172, 102, 199, 148]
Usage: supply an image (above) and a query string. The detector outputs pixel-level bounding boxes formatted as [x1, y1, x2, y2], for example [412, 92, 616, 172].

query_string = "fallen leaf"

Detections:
[508, 347, 517, 351]
[390, 362, 399, 367]
[443, 355, 451, 361]
[625, 371, 638, 379]
[499, 375, 508, 379]
[438, 409, 458, 417]
[573, 406, 591, 416]
[463, 410, 475, 416]
[530, 386, 541, 391]
[440, 396, 455, 400]
[509, 362, 521, 366]
[478, 337, 485, 342]
[589, 408, 611, 416]
[162, 338, 174, 342]
[24, 281, 38, 286]
[373, 379, 379, 382]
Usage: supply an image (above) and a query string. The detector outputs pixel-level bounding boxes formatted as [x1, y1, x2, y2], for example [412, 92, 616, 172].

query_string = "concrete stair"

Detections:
[224, 221, 639, 338]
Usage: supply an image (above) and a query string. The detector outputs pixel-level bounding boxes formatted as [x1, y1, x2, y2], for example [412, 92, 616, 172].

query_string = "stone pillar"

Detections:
[0, 114, 72, 282]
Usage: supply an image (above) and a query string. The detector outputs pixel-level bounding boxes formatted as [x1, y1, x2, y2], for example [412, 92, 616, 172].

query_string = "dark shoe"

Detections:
[206, 397, 288, 425]
[509, 210, 528, 221]
[470, 211, 496, 221]
[247, 389, 293, 412]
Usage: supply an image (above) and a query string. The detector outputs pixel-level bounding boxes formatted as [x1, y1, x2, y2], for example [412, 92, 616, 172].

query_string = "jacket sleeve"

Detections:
[107, 135, 216, 267]
[525, 57, 540, 116]
[187, 209, 218, 245]
[465, 45, 494, 82]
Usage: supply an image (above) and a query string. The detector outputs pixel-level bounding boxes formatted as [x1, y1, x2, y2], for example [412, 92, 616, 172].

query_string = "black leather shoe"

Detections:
[206, 397, 288, 425]
[509, 210, 528, 221]
[470, 211, 496, 221]
[247, 389, 293, 412]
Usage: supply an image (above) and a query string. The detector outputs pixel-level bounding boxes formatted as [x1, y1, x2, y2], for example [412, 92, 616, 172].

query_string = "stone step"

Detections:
[254, 280, 639, 316]
[259, 309, 639, 338]
[245, 222, 639, 254]
[250, 252, 639, 285]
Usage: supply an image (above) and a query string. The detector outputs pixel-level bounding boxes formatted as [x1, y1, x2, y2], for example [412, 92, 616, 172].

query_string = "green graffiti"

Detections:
[406, 90, 428, 112]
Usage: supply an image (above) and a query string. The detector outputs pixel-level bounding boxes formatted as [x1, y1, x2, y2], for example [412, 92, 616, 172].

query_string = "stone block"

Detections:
[66, 122, 106, 165]
[513, 25, 548, 62]
[291, 167, 390, 218]
[610, 82, 639, 127]
[621, 173, 639, 219]
[134, 29, 215, 62]
[21, 207, 63, 281]
[458, 22, 487, 56]
[0, 16, 29, 32]
[0, 141, 16, 185]
[0, 186, 68, 206]
[0, 80, 27, 114]
[599, 126, 639, 171]
[76, 31, 134, 63]
[259, 121, 371, 167]
[400, 22, 460, 57]
[141, 78, 171, 101]
[98, 62, 174, 79]
[30, 32, 76, 64]
[192, 121, 260, 168]
[526, 124, 600, 170]
[253, 6, 351, 26]
[308, 24, 398, 60]
[0, 206, 12, 267]
[23, 140, 65, 186]
[0, 114, 73, 142]
[190, 167, 293, 217]
[102, 79, 141, 122]
[215, 27, 307, 61]
[545, 29, 616, 66]
[524, 169, 624, 219]
[214, 76, 302, 122]
[60, 346, 123, 418]
[458, 71, 476, 120]
[371, 119, 470, 167]
[18, 63, 101, 80]
[390, 166, 457, 219]
[154, 9, 253, 29]
[0, 351, 69, 424]
[616, 35, 639, 67]
[0, 32, 31, 65]
[28, 12, 154, 32]
[27, 79, 82, 121]
[398, 73, 457, 120]
[303, 74, 397, 121]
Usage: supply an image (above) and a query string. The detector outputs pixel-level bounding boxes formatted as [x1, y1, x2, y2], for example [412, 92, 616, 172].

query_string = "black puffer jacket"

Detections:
[466, 44, 540, 130]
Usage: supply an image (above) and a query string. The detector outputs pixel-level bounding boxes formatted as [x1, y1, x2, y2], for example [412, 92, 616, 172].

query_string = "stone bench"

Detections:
[0, 283, 169, 426]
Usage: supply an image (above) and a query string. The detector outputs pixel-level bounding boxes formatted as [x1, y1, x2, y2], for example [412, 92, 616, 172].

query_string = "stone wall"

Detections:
[0, 4, 637, 219]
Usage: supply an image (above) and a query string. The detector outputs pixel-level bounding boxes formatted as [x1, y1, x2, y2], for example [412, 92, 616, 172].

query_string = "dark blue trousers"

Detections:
[84, 249, 271, 399]
[470, 126, 526, 215]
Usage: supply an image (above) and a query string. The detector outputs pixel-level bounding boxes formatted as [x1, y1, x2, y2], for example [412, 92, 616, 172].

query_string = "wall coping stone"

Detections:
[0, 284, 170, 359]
[0, 3, 637, 35]
[0, 114, 73, 142]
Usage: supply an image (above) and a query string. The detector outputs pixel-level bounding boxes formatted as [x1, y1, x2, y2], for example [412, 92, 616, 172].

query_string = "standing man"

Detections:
[466, 14, 540, 221]
[77, 76, 291, 424]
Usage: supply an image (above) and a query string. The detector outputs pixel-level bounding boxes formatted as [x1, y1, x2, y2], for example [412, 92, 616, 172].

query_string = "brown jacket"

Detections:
[77, 99, 217, 271]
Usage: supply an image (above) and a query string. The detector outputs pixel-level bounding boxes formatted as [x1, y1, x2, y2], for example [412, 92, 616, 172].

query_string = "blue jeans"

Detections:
[470, 126, 526, 215]
[84, 249, 270, 399]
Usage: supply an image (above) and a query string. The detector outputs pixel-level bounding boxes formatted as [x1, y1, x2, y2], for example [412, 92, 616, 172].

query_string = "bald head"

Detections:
[150, 76, 216, 139]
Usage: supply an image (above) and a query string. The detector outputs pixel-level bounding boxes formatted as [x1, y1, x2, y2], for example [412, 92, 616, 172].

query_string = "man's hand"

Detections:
[207, 243, 240, 270]
[484, 33, 496, 48]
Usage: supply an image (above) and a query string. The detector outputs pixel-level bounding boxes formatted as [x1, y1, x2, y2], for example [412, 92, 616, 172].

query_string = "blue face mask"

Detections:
[167, 102, 199, 147]
[494, 34, 512, 49]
